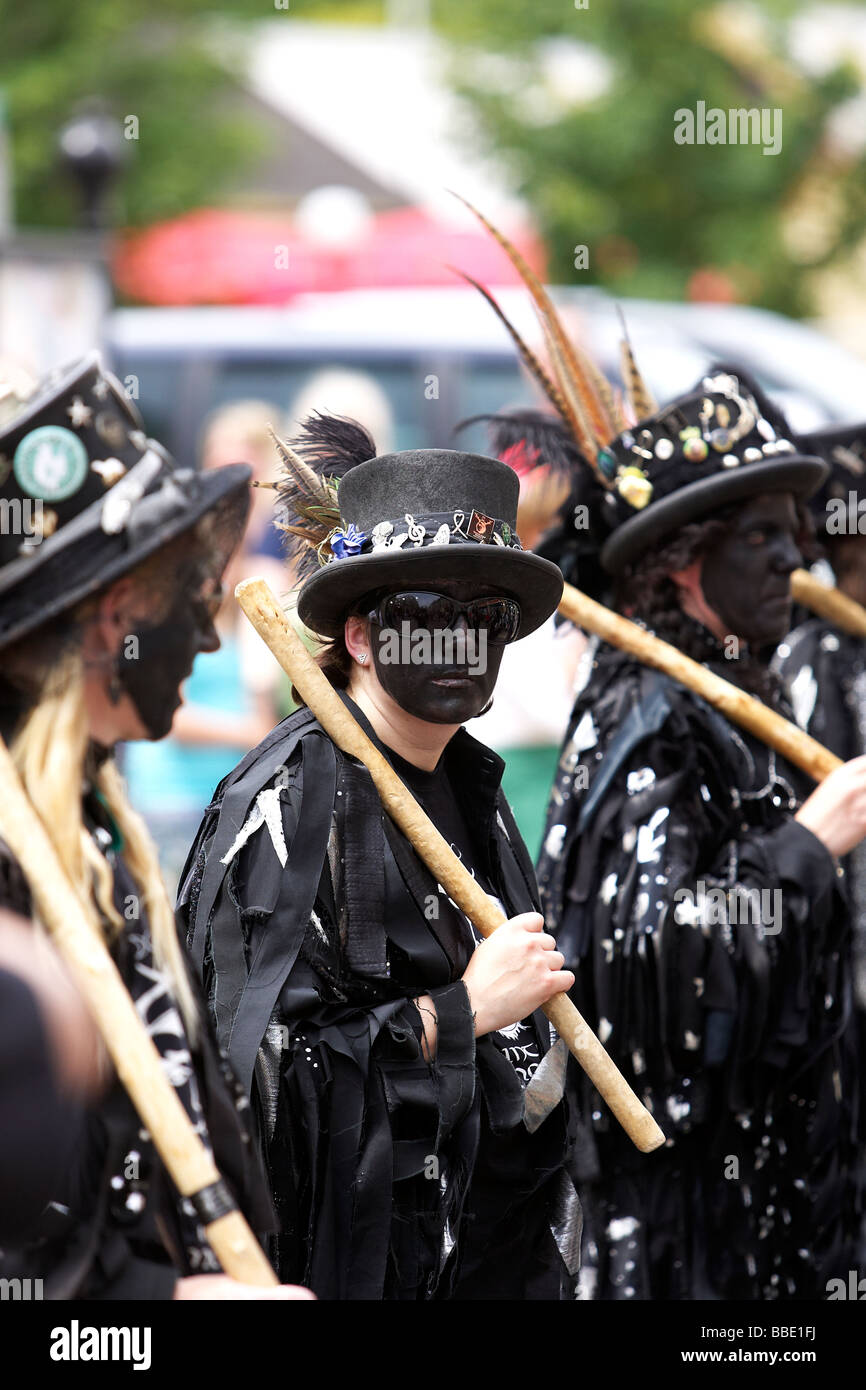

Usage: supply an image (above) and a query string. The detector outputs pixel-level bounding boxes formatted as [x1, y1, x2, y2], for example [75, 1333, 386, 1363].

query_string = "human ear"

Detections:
[345, 613, 371, 666]
[93, 577, 139, 656]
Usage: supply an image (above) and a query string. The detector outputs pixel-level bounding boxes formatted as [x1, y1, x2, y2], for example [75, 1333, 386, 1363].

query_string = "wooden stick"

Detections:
[0, 735, 278, 1286]
[558, 582, 842, 783]
[235, 577, 665, 1155]
[791, 567, 866, 639]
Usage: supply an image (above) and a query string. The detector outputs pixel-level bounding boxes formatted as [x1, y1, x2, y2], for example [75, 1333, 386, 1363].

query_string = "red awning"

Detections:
[112, 205, 546, 305]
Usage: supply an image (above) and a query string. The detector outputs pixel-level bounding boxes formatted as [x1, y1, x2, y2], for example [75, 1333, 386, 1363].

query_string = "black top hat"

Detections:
[597, 368, 827, 573]
[795, 421, 866, 538]
[0, 351, 250, 651]
[287, 437, 563, 640]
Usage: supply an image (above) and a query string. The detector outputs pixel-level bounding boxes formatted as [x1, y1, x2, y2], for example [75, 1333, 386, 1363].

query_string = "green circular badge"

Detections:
[13, 426, 89, 502]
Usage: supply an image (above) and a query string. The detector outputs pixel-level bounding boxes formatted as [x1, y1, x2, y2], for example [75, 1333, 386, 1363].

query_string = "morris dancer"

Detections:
[180, 415, 581, 1299]
[0, 354, 308, 1299]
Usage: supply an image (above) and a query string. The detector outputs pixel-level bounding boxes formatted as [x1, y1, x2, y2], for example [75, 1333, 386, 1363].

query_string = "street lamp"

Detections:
[58, 107, 124, 231]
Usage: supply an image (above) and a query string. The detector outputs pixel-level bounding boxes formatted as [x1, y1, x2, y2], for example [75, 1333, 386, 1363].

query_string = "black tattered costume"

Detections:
[179, 697, 579, 1299]
[776, 421, 866, 1013]
[537, 633, 860, 1298]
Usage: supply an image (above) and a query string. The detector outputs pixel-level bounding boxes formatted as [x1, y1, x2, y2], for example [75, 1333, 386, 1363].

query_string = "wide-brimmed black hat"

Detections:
[794, 420, 866, 539]
[597, 369, 827, 573]
[0, 351, 250, 651]
[290, 441, 563, 640]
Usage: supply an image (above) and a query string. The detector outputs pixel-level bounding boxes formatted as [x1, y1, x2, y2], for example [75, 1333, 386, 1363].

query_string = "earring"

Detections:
[357, 653, 368, 665]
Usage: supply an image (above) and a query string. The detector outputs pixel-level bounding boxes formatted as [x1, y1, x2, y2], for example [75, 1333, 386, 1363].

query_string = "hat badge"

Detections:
[13, 426, 89, 502]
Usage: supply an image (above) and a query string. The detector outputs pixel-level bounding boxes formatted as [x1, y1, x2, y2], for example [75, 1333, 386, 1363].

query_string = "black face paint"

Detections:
[700, 493, 801, 650]
[116, 588, 219, 739]
[367, 582, 508, 725]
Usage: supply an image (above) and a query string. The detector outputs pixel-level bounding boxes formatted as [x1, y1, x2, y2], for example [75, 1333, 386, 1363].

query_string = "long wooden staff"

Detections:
[0, 735, 278, 1286]
[790, 567, 866, 639]
[235, 577, 665, 1155]
[558, 582, 842, 782]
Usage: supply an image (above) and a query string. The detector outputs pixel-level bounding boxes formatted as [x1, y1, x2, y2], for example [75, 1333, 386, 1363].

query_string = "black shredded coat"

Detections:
[536, 634, 861, 1300]
[178, 695, 579, 1301]
[0, 782, 274, 1300]
[776, 617, 866, 1008]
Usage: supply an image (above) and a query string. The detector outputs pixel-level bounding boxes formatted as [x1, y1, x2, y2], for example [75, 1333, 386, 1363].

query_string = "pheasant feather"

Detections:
[538, 314, 613, 489]
[450, 267, 571, 424]
[617, 307, 657, 423]
[452, 191, 616, 452]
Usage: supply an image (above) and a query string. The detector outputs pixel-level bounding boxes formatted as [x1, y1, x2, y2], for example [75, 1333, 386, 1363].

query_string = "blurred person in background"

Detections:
[200, 400, 288, 562]
[0, 354, 308, 1299]
[287, 367, 395, 457]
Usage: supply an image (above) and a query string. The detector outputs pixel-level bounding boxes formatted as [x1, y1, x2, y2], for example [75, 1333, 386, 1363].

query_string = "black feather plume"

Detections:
[457, 407, 587, 480]
[289, 410, 377, 481]
[274, 411, 378, 580]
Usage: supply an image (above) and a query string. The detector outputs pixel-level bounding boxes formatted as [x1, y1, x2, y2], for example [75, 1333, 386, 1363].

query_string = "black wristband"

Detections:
[188, 1177, 236, 1225]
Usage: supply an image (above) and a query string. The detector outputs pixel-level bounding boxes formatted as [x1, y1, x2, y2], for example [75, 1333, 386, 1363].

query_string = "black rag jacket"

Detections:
[536, 634, 861, 1301]
[178, 693, 580, 1301]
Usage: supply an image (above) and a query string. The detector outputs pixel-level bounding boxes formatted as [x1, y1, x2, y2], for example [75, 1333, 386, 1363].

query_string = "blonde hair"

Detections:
[10, 646, 199, 1037]
[199, 399, 283, 467]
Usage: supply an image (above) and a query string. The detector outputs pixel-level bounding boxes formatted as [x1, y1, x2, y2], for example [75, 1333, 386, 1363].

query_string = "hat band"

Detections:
[328, 509, 523, 561]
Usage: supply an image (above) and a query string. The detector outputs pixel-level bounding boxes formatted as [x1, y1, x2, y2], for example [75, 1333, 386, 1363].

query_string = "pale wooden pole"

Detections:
[790, 567, 866, 640]
[558, 582, 842, 782]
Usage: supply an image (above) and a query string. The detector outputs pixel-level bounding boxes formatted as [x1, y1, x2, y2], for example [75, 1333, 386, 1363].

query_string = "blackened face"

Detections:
[116, 584, 221, 740]
[699, 492, 801, 650]
[368, 579, 508, 725]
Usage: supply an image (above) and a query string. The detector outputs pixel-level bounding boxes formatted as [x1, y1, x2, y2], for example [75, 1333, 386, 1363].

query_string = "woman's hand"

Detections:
[461, 912, 574, 1037]
[174, 1275, 315, 1300]
[795, 754, 866, 859]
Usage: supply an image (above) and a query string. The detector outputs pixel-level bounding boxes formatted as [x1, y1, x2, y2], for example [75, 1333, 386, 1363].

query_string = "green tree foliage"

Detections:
[436, 0, 865, 315]
[0, 0, 271, 229]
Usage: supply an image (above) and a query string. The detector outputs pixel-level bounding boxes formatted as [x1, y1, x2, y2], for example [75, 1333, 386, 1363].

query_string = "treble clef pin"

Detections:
[405, 513, 426, 546]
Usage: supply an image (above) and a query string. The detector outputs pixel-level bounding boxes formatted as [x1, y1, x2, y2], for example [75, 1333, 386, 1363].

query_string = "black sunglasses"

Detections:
[365, 590, 521, 645]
